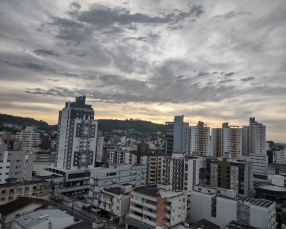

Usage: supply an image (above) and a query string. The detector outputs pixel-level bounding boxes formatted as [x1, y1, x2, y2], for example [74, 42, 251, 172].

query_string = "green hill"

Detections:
[0, 114, 166, 134]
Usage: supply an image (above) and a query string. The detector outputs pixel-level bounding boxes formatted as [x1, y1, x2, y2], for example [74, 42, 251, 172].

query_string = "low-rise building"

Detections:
[11, 209, 74, 229]
[0, 180, 49, 205]
[190, 219, 220, 229]
[88, 164, 146, 210]
[190, 185, 276, 229]
[99, 184, 132, 224]
[34, 151, 55, 162]
[0, 197, 51, 229]
[225, 220, 259, 229]
[126, 184, 187, 229]
[240, 154, 268, 178]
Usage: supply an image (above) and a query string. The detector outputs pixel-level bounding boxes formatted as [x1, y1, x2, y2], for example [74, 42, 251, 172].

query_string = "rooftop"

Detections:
[0, 197, 50, 216]
[103, 187, 125, 195]
[0, 180, 49, 188]
[226, 220, 259, 229]
[256, 184, 286, 192]
[63, 221, 91, 229]
[190, 218, 219, 229]
[33, 174, 64, 179]
[14, 209, 72, 229]
[133, 185, 183, 198]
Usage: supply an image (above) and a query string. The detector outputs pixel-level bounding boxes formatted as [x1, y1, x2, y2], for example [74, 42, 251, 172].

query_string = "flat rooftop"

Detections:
[226, 220, 259, 229]
[0, 180, 49, 188]
[14, 209, 71, 228]
[256, 184, 286, 192]
[133, 185, 183, 198]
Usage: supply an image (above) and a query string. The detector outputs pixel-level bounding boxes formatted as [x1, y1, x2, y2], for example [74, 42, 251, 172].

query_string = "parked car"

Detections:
[92, 217, 99, 221]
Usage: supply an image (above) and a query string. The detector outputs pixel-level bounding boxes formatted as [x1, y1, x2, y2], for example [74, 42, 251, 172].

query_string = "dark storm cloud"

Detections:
[33, 49, 60, 57]
[77, 4, 205, 31]
[4, 61, 55, 72]
[189, 4, 205, 18]
[70, 2, 81, 10]
[48, 17, 93, 44]
[224, 72, 235, 77]
[241, 76, 255, 82]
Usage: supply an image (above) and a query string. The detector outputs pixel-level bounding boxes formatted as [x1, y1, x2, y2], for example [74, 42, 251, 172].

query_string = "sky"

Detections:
[0, 0, 286, 142]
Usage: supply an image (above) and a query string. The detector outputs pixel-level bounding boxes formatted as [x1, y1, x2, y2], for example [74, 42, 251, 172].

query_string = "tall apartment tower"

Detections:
[211, 123, 242, 159]
[189, 121, 210, 156]
[129, 143, 164, 184]
[96, 131, 104, 162]
[165, 115, 189, 157]
[241, 117, 266, 156]
[54, 96, 98, 170]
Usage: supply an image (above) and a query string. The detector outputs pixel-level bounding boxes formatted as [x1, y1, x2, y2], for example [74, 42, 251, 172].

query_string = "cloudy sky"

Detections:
[0, 0, 285, 142]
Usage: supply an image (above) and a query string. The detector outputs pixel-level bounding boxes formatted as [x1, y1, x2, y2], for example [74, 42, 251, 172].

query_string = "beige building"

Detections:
[129, 143, 164, 184]
[0, 180, 49, 205]
[99, 184, 132, 224]
[16, 126, 40, 152]
[126, 184, 187, 229]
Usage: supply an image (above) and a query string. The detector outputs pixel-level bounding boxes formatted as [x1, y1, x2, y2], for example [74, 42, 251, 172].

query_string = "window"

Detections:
[1, 197, 5, 201]
[33, 186, 37, 190]
[9, 196, 13, 201]
[10, 189, 14, 193]
[1, 190, 5, 194]
[25, 187, 29, 192]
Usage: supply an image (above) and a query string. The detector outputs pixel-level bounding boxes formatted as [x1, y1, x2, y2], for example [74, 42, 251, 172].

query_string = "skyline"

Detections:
[0, 0, 286, 142]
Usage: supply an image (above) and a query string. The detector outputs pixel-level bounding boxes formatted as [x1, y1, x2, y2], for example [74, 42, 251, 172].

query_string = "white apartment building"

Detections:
[272, 174, 286, 187]
[108, 146, 130, 164]
[99, 184, 132, 224]
[189, 121, 211, 156]
[126, 184, 187, 229]
[16, 126, 40, 152]
[242, 117, 266, 156]
[55, 96, 98, 170]
[190, 186, 276, 229]
[0, 143, 34, 184]
[240, 154, 268, 177]
[183, 156, 201, 193]
[88, 164, 146, 210]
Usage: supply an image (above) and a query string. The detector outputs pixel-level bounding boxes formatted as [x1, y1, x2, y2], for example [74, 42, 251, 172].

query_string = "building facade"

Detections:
[165, 116, 189, 157]
[96, 132, 104, 163]
[130, 143, 164, 184]
[99, 184, 132, 224]
[126, 184, 187, 229]
[206, 158, 254, 196]
[88, 164, 146, 209]
[0, 149, 34, 184]
[0, 180, 49, 205]
[16, 126, 40, 152]
[190, 186, 276, 229]
[240, 154, 268, 177]
[189, 121, 210, 156]
[55, 96, 98, 170]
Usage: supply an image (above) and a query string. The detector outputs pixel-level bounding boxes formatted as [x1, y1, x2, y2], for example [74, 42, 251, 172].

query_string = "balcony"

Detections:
[143, 210, 157, 218]
[166, 213, 170, 218]
[130, 205, 143, 213]
[165, 222, 171, 227]
[131, 199, 143, 205]
[142, 218, 156, 227]
[143, 202, 157, 210]
[129, 213, 143, 221]
[166, 205, 171, 210]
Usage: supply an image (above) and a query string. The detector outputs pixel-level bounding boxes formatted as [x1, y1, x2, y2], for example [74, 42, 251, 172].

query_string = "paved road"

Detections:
[50, 199, 93, 225]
